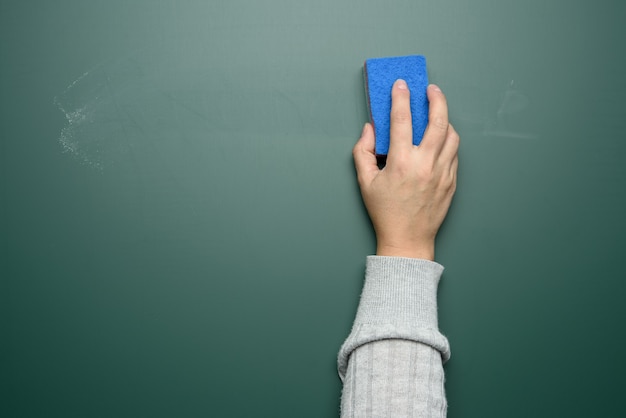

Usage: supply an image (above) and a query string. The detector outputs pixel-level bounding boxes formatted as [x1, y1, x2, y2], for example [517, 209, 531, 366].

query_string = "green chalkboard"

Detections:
[2, 0, 625, 416]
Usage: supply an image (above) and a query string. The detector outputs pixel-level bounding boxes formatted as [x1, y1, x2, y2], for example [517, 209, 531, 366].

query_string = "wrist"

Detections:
[376, 241, 435, 261]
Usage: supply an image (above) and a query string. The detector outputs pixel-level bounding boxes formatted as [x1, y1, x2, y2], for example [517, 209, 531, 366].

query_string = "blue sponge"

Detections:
[364, 55, 429, 155]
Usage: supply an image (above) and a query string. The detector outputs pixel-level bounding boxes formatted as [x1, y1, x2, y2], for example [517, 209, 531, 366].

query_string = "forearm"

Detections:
[338, 256, 450, 417]
[341, 339, 446, 417]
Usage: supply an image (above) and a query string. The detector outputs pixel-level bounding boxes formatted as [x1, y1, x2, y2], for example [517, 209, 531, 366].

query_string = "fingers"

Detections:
[352, 123, 379, 185]
[450, 154, 459, 181]
[359, 83, 458, 185]
[420, 84, 450, 157]
[388, 79, 413, 158]
[440, 122, 460, 164]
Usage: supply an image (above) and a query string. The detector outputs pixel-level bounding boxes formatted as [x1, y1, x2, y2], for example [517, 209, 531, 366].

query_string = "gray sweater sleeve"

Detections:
[338, 256, 450, 417]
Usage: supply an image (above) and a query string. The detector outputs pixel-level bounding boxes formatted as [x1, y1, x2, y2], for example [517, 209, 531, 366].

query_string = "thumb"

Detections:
[352, 123, 379, 186]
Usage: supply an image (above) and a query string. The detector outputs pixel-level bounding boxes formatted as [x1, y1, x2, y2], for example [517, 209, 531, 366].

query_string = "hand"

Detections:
[353, 80, 459, 260]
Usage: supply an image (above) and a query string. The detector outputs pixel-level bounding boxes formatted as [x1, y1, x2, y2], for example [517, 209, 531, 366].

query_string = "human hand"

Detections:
[353, 80, 459, 260]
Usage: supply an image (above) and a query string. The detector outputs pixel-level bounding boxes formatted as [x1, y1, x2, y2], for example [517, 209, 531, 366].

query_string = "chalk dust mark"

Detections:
[53, 49, 225, 174]
[483, 80, 537, 139]
[52, 43, 350, 182]
[53, 56, 152, 170]
[54, 69, 104, 169]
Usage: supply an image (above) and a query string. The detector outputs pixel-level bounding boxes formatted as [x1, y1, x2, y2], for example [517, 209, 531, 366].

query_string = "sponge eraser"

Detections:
[364, 55, 429, 155]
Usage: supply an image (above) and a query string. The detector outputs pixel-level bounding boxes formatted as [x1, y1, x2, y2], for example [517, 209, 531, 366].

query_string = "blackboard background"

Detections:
[2, 1, 625, 416]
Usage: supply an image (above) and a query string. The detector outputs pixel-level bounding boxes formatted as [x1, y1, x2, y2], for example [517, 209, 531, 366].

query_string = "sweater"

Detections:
[338, 256, 450, 417]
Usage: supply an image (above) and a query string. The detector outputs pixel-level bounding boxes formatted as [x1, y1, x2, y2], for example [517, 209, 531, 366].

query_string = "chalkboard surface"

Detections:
[2, 1, 625, 417]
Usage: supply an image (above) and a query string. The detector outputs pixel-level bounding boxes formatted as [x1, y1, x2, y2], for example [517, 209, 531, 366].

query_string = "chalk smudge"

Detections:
[483, 80, 537, 139]
[53, 51, 205, 172]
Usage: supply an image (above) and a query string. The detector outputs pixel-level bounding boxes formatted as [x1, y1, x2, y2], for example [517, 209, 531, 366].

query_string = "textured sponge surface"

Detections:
[364, 55, 429, 155]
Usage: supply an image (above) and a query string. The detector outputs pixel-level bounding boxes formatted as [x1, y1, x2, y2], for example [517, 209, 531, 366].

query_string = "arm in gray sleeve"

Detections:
[338, 256, 450, 417]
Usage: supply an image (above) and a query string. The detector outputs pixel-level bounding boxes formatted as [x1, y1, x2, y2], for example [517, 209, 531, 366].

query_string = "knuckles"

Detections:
[391, 107, 412, 125]
[431, 116, 449, 132]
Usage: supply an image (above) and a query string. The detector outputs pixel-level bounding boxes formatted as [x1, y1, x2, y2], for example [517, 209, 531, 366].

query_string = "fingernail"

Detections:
[429, 84, 441, 92]
[396, 79, 408, 90]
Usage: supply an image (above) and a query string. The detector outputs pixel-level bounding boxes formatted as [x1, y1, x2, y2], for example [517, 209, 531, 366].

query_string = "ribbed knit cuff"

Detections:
[338, 256, 449, 379]
[354, 256, 444, 330]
